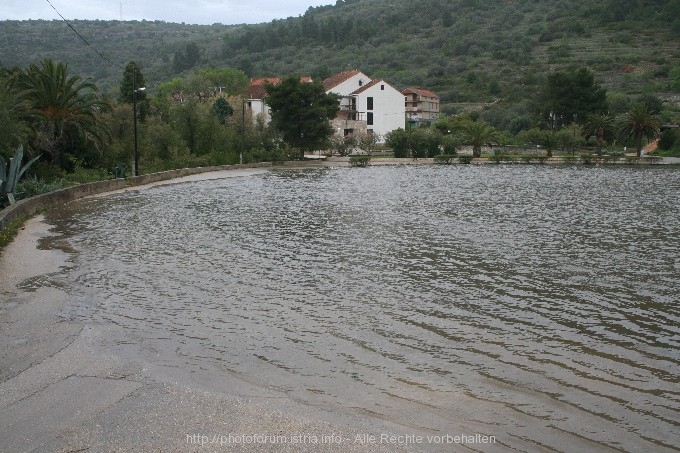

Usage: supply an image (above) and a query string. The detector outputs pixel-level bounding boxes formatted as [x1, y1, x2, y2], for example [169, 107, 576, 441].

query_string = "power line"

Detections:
[45, 0, 124, 70]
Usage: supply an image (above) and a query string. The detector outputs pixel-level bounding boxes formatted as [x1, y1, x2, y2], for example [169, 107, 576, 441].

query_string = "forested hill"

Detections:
[1, 0, 680, 112]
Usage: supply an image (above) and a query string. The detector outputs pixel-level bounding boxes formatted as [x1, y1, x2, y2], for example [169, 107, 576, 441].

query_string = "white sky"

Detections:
[1, 0, 335, 25]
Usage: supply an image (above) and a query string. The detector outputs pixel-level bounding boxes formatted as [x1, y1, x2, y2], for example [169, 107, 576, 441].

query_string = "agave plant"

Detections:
[0, 146, 41, 205]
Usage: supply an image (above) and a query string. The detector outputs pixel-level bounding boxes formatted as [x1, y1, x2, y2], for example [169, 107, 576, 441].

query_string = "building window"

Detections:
[344, 128, 354, 137]
[367, 97, 373, 111]
[381, 84, 385, 90]
[359, 79, 363, 86]
[367, 112, 373, 125]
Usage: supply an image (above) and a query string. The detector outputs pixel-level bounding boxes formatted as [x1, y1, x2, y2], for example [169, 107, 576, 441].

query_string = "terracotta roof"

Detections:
[248, 76, 312, 100]
[403, 87, 439, 98]
[322, 70, 362, 91]
[350, 79, 401, 95]
[250, 77, 282, 85]
[248, 78, 281, 99]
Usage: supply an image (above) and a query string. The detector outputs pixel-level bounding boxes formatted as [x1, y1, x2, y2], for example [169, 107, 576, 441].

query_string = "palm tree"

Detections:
[618, 103, 660, 157]
[14, 59, 111, 164]
[584, 113, 614, 155]
[458, 120, 499, 158]
[0, 70, 29, 154]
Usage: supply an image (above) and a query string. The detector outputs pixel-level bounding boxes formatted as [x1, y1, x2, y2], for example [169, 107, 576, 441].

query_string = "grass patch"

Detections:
[0, 215, 29, 253]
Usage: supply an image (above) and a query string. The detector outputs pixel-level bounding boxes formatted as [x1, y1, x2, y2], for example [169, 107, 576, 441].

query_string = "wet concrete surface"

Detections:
[0, 219, 420, 453]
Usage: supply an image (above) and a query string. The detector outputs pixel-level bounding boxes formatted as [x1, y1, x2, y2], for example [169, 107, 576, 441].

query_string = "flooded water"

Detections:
[47, 165, 679, 451]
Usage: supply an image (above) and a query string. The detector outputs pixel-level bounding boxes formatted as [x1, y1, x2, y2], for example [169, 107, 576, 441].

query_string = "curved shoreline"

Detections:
[3, 155, 678, 234]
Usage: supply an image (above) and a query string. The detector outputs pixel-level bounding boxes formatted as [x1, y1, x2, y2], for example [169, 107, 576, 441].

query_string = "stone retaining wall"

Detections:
[0, 162, 276, 231]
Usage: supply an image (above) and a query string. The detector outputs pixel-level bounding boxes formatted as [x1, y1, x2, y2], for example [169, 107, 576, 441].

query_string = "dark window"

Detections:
[344, 128, 354, 136]
[367, 112, 374, 125]
[367, 97, 373, 110]
[381, 84, 385, 90]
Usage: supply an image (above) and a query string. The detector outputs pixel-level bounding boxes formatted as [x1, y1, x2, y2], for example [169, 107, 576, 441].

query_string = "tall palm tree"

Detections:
[14, 59, 110, 164]
[458, 120, 499, 158]
[0, 70, 29, 155]
[618, 103, 660, 157]
[584, 113, 614, 155]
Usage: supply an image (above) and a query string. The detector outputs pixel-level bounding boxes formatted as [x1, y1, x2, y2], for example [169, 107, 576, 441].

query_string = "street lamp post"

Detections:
[241, 97, 245, 165]
[132, 70, 145, 177]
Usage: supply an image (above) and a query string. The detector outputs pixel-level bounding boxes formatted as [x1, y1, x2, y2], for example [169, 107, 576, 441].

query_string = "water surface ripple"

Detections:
[51, 165, 679, 451]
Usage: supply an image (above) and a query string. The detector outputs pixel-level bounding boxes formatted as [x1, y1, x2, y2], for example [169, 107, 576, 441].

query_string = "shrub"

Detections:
[349, 156, 371, 167]
[434, 154, 456, 164]
[658, 129, 679, 151]
[109, 164, 128, 179]
[1, 146, 41, 205]
[458, 155, 474, 164]
[580, 154, 595, 165]
[13, 176, 66, 201]
[490, 151, 514, 164]
[385, 129, 410, 158]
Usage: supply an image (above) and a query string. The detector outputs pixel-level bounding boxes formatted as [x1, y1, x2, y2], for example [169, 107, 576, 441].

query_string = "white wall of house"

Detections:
[354, 81, 405, 141]
[247, 99, 270, 124]
[327, 71, 372, 97]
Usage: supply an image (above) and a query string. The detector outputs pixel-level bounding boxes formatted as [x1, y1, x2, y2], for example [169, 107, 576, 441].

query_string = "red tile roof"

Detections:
[248, 76, 313, 100]
[403, 87, 439, 98]
[322, 69, 362, 91]
[351, 79, 401, 95]
[248, 78, 282, 99]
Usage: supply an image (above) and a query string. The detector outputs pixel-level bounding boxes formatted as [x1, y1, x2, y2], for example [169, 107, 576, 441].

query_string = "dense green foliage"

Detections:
[1, 0, 679, 109]
[265, 78, 340, 157]
[537, 69, 608, 129]
[7, 60, 111, 168]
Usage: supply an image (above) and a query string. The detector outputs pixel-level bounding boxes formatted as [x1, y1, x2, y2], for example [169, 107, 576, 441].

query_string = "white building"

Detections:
[323, 70, 405, 142]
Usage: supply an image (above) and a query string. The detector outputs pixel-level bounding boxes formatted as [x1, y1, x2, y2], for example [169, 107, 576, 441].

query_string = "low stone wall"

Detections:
[0, 162, 274, 231]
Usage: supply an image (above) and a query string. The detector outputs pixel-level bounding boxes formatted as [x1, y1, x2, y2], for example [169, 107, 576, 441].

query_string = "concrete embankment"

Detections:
[0, 162, 286, 232]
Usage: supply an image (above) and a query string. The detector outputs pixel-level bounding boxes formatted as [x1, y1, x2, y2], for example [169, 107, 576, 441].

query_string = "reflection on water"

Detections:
[50, 165, 679, 451]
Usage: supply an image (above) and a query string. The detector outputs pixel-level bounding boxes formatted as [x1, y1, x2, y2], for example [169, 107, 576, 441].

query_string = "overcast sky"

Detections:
[1, 0, 335, 25]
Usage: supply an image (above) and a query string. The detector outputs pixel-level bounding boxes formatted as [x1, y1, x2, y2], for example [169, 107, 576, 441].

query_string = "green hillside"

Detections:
[1, 0, 680, 115]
